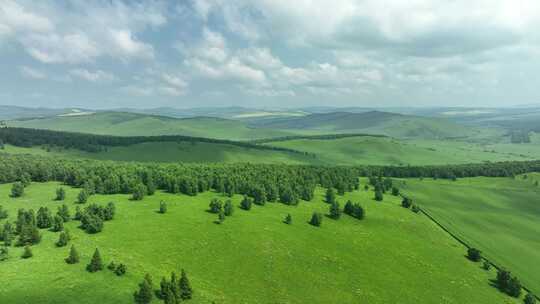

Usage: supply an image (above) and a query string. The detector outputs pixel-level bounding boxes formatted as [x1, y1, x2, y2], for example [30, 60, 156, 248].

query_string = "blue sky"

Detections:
[1, 0, 540, 109]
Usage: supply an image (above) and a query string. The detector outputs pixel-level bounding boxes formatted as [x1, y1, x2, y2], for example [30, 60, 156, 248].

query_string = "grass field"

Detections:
[0, 182, 520, 304]
[265, 137, 537, 166]
[9, 112, 292, 140]
[1, 143, 314, 164]
[401, 175, 540, 295]
[4, 134, 539, 166]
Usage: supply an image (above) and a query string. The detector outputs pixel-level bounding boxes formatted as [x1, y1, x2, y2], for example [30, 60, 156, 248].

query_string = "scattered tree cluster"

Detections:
[156, 270, 193, 303]
[343, 200, 365, 220]
[496, 269, 522, 298]
[80, 203, 115, 234]
[108, 261, 127, 276]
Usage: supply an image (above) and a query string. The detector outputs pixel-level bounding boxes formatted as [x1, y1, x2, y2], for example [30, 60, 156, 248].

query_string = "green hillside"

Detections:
[0, 182, 519, 304]
[9, 112, 291, 140]
[401, 175, 540, 295]
[264, 137, 536, 166]
[250, 111, 476, 139]
[2, 143, 314, 164]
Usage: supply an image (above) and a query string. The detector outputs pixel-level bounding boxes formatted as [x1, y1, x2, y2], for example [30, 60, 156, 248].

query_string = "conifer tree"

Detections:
[0, 206, 8, 220]
[52, 215, 64, 232]
[0, 246, 8, 261]
[218, 211, 225, 224]
[209, 199, 222, 213]
[179, 269, 193, 300]
[344, 200, 354, 215]
[55, 187, 66, 201]
[374, 188, 383, 201]
[240, 196, 252, 210]
[507, 276, 522, 298]
[525, 293, 536, 304]
[134, 275, 153, 304]
[224, 200, 234, 216]
[284, 213, 292, 224]
[56, 231, 69, 247]
[309, 212, 323, 227]
[115, 263, 127, 276]
[57, 204, 70, 222]
[77, 189, 89, 204]
[329, 201, 341, 219]
[159, 201, 167, 214]
[11, 182, 24, 198]
[325, 188, 336, 204]
[86, 248, 103, 272]
[36, 207, 53, 229]
[108, 261, 117, 271]
[21, 245, 33, 259]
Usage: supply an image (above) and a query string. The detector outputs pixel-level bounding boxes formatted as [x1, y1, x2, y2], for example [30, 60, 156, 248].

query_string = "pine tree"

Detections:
[309, 212, 323, 227]
[170, 272, 180, 302]
[11, 182, 24, 198]
[179, 269, 193, 300]
[496, 269, 511, 291]
[55, 187, 66, 201]
[467, 248, 482, 262]
[159, 201, 167, 214]
[21, 245, 33, 259]
[56, 231, 69, 247]
[65, 246, 80, 265]
[329, 201, 341, 219]
[224, 200, 234, 216]
[159, 277, 170, 299]
[107, 261, 117, 271]
[115, 263, 127, 276]
[52, 215, 64, 232]
[507, 276, 522, 298]
[284, 213, 292, 224]
[344, 200, 354, 215]
[240, 196, 252, 210]
[401, 197, 412, 208]
[218, 211, 225, 224]
[131, 183, 146, 201]
[0, 246, 9, 261]
[325, 188, 336, 204]
[36, 207, 53, 229]
[134, 275, 153, 304]
[74, 206, 83, 220]
[209, 199, 222, 213]
[525, 293, 536, 304]
[77, 189, 88, 204]
[57, 204, 70, 222]
[0, 206, 7, 220]
[86, 248, 103, 272]
[374, 188, 383, 201]
[352, 204, 365, 220]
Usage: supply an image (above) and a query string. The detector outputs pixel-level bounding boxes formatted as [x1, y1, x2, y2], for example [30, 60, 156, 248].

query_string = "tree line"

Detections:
[0, 127, 308, 155]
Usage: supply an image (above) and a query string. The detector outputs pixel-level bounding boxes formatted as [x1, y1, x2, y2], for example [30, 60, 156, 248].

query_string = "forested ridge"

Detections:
[250, 133, 387, 144]
[0, 127, 309, 155]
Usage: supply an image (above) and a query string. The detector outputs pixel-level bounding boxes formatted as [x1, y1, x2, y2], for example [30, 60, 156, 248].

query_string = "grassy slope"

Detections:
[0, 182, 518, 304]
[4, 133, 538, 166]
[401, 175, 540, 295]
[265, 137, 536, 166]
[250, 111, 475, 139]
[9, 112, 291, 140]
[1, 143, 316, 164]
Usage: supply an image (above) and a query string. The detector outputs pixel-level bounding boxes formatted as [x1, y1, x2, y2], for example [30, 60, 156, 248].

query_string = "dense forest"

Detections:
[0, 127, 309, 155]
[1, 154, 539, 203]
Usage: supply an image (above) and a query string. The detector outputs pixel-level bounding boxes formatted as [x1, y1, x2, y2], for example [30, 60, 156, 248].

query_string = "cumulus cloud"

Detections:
[1, 0, 164, 63]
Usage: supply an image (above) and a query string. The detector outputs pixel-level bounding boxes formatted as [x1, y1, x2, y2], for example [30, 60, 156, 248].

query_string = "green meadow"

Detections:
[401, 175, 540, 295]
[0, 182, 519, 304]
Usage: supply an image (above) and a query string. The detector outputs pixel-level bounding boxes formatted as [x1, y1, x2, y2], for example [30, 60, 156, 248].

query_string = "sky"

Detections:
[1, 0, 540, 109]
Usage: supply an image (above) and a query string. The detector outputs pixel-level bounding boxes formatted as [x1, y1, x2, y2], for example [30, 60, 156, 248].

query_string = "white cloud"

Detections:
[1, 1, 164, 64]
[19, 66, 46, 79]
[69, 69, 116, 82]
[108, 29, 154, 60]
[162, 74, 188, 89]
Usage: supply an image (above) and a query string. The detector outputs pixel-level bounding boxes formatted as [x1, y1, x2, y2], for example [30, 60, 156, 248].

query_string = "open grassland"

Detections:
[264, 137, 537, 166]
[1, 142, 314, 164]
[401, 175, 540, 295]
[4, 134, 539, 166]
[9, 112, 292, 140]
[0, 182, 519, 304]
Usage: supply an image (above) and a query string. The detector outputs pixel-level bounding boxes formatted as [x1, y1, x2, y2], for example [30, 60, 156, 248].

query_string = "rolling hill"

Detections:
[8, 112, 292, 140]
[250, 111, 476, 139]
[0, 181, 520, 303]
[402, 175, 540, 295]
